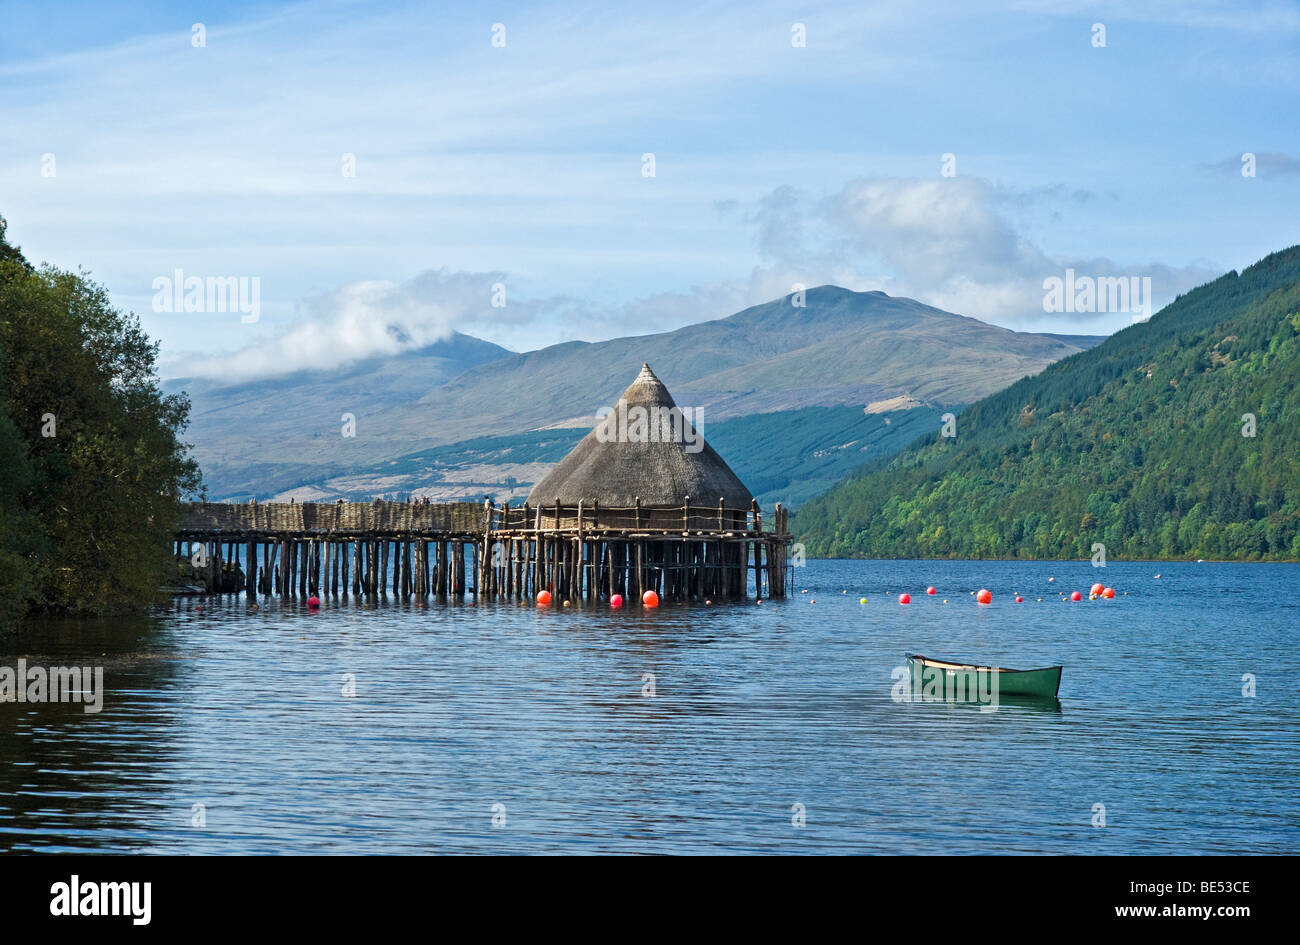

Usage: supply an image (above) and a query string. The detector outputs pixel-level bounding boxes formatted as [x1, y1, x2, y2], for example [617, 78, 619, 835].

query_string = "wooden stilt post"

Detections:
[632, 497, 642, 599]
[589, 501, 599, 602]
[393, 539, 400, 596]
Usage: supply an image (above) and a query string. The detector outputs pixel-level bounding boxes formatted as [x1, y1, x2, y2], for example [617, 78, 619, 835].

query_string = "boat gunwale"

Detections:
[905, 653, 1063, 675]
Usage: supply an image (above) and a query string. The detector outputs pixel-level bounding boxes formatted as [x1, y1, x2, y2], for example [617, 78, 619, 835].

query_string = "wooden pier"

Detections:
[176, 498, 790, 602]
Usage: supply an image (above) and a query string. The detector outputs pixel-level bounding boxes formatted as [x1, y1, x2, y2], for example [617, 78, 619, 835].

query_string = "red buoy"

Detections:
[1102, 587, 1115, 599]
[307, 596, 321, 611]
[1071, 591, 1082, 601]
[1015, 596, 1023, 603]
[926, 586, 937, 595]
[976, 589, 992, 604]
[1090, 582, 1104, 597]
[537, 590, 552, 606]
[642, 590, 659, 607]
[610, 594, 623, 608]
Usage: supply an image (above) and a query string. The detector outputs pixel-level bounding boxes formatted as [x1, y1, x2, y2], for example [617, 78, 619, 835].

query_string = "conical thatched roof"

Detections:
[528, 363, 753, 507]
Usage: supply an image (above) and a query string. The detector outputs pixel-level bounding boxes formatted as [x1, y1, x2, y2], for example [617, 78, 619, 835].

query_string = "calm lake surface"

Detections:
[1, 559, 1296, 854]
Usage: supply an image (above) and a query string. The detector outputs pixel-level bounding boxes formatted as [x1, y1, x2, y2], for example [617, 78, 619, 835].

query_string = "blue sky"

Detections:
[2, 0, 1298, 380]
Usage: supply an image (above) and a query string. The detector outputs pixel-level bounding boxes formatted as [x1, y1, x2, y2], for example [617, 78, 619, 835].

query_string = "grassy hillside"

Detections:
[795, 247, 1300, 561]
[239, 402, 955, 509]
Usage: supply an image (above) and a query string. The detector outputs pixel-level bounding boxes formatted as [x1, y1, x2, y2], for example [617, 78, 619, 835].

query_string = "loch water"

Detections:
[1, 559, 1296, 854]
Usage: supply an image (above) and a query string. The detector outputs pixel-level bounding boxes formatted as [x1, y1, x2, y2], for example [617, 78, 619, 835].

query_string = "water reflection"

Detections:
[1, 559, 1297, 853]
[0, 615, 183, 852]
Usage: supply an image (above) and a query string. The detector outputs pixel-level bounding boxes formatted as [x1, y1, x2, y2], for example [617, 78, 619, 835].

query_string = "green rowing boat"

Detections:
[905, 653, 1063, 700]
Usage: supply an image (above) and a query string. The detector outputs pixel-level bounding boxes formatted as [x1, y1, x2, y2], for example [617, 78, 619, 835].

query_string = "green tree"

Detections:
[0, 386, 40, 628]
[0, 214, 202, 630]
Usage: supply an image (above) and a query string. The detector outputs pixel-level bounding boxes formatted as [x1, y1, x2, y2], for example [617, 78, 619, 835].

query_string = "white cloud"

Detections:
[175, 270, 505, 382]
[7, 0, 1279, 371]
[743, 176, 1221, 332]
[167, 168, 1227, 382]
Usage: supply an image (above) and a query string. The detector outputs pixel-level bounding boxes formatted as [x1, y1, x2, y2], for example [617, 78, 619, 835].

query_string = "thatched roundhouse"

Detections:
[529, 363, 752, 513]
[505, 363, 786, 600]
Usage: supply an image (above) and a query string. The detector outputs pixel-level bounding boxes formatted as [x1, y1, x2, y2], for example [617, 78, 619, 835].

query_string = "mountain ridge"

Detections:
[171, 286, 1105, 503]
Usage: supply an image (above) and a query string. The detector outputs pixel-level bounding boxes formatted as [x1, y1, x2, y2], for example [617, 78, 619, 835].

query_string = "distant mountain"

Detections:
[173, 287, 1103, 504]
[795, 247, 1300, 560]
[165, 330, 509, 426]
[167, 332, 511, 496]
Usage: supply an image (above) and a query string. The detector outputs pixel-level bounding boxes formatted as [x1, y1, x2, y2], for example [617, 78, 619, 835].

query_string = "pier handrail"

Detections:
[178, 499, 789, 538]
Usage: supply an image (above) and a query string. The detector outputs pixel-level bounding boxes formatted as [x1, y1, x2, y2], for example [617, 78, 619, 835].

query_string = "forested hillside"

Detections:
[796, 247, 1300, 561]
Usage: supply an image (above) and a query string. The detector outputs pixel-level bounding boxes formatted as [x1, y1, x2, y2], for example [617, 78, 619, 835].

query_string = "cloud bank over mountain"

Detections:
[169, 172, 1220, 381]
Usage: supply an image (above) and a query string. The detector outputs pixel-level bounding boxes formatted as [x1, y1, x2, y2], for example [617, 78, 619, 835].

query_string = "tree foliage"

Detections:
[0, 215, 202, 630]
[795, 246, 1300, 561]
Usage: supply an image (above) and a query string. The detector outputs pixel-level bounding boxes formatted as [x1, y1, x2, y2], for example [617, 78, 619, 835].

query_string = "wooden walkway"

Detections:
[177, 499, 789, 602]
[177, 499, 484, 538]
